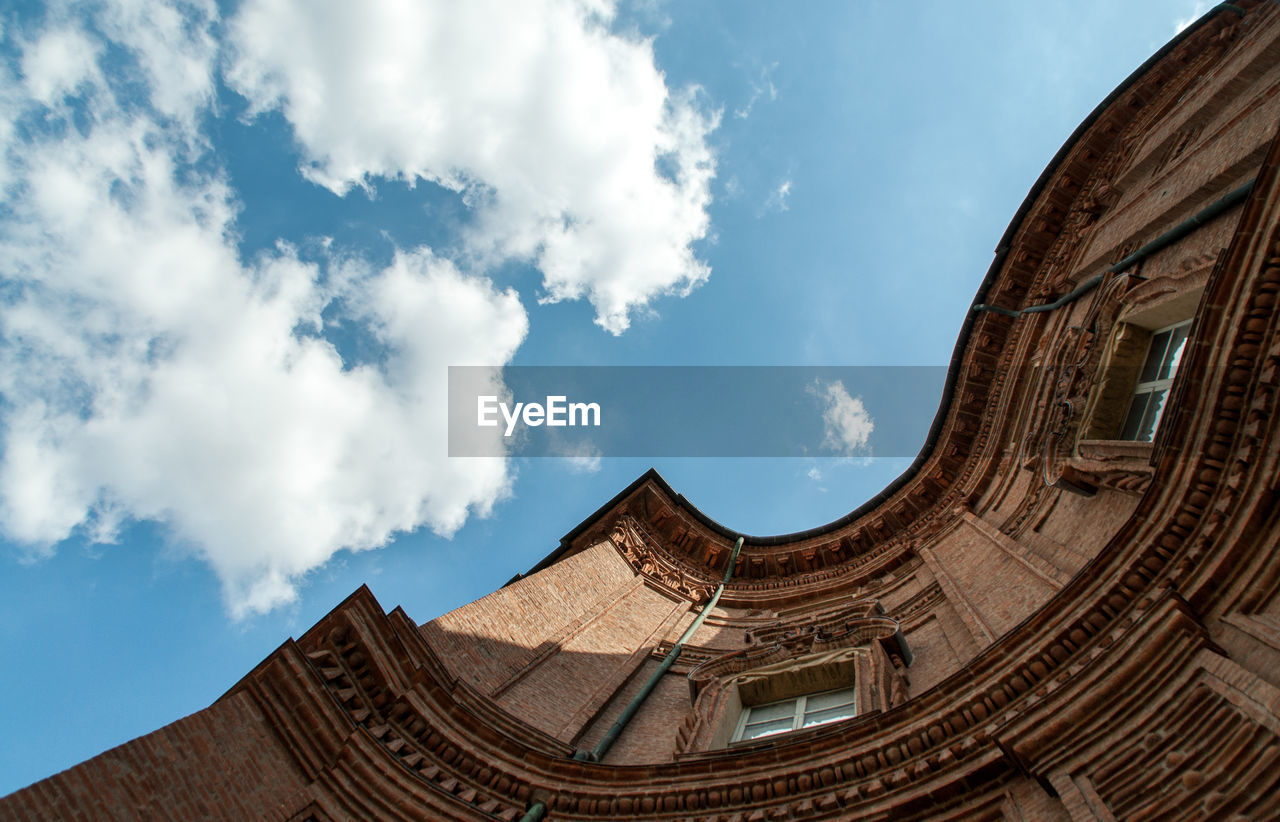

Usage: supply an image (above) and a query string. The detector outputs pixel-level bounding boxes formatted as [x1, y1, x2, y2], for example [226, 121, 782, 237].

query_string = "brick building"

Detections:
[6, 3, 1280, 819]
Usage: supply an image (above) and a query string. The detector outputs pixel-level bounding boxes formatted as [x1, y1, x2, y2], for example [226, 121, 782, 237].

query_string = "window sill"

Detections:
[1077, 439, 1155, 464]
[1059, 440, 1157, 497]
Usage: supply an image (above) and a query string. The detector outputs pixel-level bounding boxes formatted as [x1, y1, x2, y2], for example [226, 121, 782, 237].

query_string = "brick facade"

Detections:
[6, 3, 1280, 818]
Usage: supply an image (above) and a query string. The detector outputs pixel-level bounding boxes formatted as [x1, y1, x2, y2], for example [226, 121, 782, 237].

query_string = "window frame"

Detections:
[1118, 319, 1192, 441]
[730, 686, 857, 743]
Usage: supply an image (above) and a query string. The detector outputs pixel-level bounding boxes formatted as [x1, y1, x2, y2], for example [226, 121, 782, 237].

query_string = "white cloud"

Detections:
[764, 177, 792, 214]
[0, 1, 528, 617]
[810, 380, 874, 456]
[1175, 1, 1212, 34]
[225, 0, 719, 334]
[96, 0, 219, 133]
[733, 61, 778, 120]
[20, 26, 102, 105]
[565, 454, 603, 474]
[557, 440, 603, 474]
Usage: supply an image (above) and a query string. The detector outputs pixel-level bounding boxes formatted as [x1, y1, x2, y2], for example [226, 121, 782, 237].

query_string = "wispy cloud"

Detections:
[763, 177, 793, 214]
[734, 61, 779, 120]
[1175, 1, 1212, 34]
[564, 453, 603, 475]
[553, 439, 603, 474]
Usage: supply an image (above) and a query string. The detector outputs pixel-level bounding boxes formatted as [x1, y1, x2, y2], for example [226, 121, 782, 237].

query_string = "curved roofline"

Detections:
[511, 4, 1244, 582]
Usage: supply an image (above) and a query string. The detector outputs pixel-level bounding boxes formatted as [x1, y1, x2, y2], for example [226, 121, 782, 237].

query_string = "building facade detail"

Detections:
[5, 3, 1280, 820]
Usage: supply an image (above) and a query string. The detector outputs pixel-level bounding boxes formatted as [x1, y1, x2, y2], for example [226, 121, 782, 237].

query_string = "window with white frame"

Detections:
[731, 687, 856, 742]
[1119, 319, 1191, 442]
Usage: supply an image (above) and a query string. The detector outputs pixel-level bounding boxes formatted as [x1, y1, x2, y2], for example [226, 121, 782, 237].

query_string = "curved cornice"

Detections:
[510, 2, 1255, 589]
[9, 6, 1280, 822]
[249, 127, 1280, 817]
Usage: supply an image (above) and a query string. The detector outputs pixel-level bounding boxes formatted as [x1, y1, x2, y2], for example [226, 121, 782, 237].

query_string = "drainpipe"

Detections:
[519, 801, 546, 822]
[574, 536, 745, 763]
[973, 178, 1256, 317]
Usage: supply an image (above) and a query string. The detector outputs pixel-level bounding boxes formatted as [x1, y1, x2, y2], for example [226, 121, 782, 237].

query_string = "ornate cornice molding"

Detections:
[217, 8, 1280, 820]
[687, 613, 902, 698]
[608, 514, 717, 602]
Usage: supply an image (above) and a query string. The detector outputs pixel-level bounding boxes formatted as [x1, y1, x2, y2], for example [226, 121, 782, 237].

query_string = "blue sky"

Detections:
[0, 0, 1211, 795]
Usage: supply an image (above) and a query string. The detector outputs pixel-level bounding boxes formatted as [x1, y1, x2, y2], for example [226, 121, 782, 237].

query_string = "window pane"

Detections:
[804, 689, 855, 712]
[1137, 388, 1168, 441]
[741, 718, 793, 740]
[801, 705, 855, 728]
[1160, 325, 1189, 380]
[1141, 330, 1171, 383]
[1121, 392, 1151, 440]
[746, 700, 796, 723]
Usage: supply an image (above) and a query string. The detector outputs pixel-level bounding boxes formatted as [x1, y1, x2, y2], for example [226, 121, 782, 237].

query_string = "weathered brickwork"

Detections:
[497, 580, 684, 740]
[0, 692, 307, 821]
[5, 4, 1280, 819]
[575, 660, 692, 765]
[899, 615, 960, 694]
[422, 540, 636, 695]
[929, 519, 1058, 637]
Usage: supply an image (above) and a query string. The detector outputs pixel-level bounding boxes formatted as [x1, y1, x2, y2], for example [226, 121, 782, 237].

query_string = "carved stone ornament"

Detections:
[689, 609, 901, 696]
[1058, 440, 1156, 496]
[609, 514, 717, 602]
[674, 599, 910, 754]
[1028, 272, 1135, 490]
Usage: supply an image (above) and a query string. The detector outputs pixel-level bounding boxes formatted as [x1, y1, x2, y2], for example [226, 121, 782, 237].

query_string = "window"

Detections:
[731, 687, 856, 742]
[1119, 320, 1191, 441]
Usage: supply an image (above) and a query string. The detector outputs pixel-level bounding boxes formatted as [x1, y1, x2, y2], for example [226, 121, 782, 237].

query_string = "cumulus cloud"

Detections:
[19, 26, 102, 105]
[225, 0, 719, 334]
[810, 380, 874, 456]
[1, 1, 528, 616]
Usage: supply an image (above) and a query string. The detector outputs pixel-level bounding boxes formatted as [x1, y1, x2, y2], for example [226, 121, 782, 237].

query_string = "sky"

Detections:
[0, 0, 1214, 796]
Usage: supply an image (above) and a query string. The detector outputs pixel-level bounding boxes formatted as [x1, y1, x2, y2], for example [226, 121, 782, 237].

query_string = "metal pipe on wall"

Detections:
[574, 536, 745, 763]
[972, 178, 1256, 317]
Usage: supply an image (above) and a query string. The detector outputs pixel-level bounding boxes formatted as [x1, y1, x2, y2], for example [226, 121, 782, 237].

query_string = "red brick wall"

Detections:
[1079, 23, 1280, 269]
[0, 691, 308, 821]
[421, 540, 636, 695]
[575, 659, 692, 765]
[496, 579, 684, 741]
[683, 607, 751, 650]
[901, 615, 962, 694]
[931, 525, 1057, 639]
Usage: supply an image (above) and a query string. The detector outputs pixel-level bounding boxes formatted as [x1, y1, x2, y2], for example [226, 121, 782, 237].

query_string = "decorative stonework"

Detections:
[888, 581, 946, 628]
[609, 515, 717, 602]
[1059, 439, 1156, 496]
[1025, 272, 1133, 493]
[5, 7, 1279, 821]
[676, 603, 908, 755]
